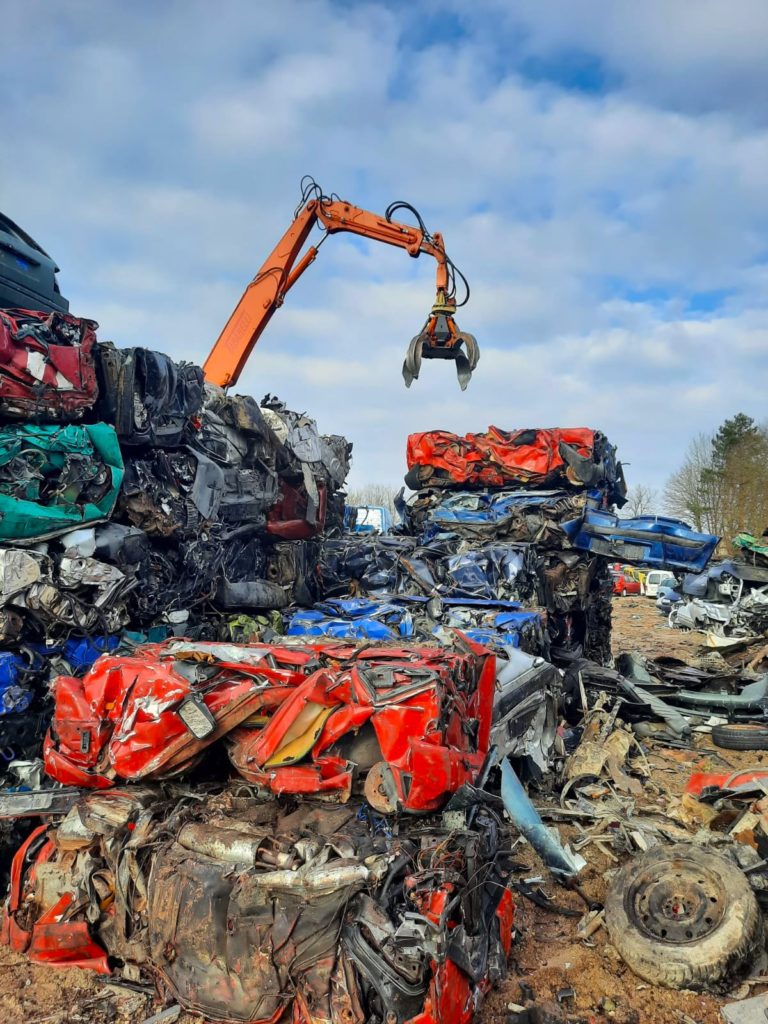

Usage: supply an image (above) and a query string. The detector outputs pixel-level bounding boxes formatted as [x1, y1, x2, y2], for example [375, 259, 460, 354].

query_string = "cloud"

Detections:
[452, 0, 768, 120]
[2, 0, 767, 498]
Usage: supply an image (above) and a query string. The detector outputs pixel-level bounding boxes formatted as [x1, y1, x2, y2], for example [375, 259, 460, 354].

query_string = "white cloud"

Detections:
[2, 0, 767, 499]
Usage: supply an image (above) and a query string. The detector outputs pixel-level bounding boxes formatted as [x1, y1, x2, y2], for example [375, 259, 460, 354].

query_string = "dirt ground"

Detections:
[0, 597, 763, 1023]
[610, 594, 704, 661]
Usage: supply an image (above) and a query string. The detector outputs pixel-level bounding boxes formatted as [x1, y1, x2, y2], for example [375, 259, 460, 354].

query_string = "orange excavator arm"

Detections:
[202, 181, 479, 390]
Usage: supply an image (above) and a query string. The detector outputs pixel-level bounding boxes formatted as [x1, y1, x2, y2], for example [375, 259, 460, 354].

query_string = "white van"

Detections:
[645, 570, 676, 598]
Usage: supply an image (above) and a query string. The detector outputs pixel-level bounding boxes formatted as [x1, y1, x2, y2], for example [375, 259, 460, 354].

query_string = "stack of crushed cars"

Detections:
[0, 308, 350, 772]
[5, 637, 518, 1023]
[309, 426, 717, 666]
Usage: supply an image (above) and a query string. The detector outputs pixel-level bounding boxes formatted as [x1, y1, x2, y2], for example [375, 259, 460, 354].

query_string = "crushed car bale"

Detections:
[3, 788, 514, 1024]
[42, 638, 497, 813]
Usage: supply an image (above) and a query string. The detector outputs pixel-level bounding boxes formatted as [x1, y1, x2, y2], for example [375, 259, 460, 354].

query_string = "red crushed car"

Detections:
[405, 426, 623, 495]
[0, 309, 98, 420]
[43, 638, 495, 814]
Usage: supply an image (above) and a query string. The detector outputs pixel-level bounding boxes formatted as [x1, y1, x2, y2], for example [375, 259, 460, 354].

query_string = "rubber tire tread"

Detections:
[712, 723, 768, 751]
[604, 843, 762, 991]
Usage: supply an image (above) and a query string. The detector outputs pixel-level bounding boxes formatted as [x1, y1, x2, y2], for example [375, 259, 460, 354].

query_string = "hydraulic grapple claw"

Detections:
[401, 315, 480, 389]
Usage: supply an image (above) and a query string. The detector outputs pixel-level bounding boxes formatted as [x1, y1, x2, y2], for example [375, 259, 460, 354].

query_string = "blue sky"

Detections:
[2, 0, 767, 494]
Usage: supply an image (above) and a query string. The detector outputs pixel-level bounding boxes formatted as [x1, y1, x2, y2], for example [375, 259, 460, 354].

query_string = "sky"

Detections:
[2, 0, 767, 495]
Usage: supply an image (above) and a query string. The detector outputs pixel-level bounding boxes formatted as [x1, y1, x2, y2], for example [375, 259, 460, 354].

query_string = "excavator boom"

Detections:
[203, 181, 478, 389]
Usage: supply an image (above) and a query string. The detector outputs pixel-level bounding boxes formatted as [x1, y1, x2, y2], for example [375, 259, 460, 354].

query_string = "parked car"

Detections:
[656, 579, 682, 615]
[0, 211, 69, 313]
[612, 571, 642, 597]
[644, 569, 676, 599]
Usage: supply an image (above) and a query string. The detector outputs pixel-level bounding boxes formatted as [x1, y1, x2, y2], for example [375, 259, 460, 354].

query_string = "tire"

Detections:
[621, 588, 627, 598]
[712, 723, 768, 751]
[403, 466, 423, 491]
[605, 843, 761, 991]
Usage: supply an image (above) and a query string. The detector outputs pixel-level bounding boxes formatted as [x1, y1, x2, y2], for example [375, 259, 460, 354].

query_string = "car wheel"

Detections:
[712, 723, 768, 751]
[605, 843, 761, 991]
[621, 588, 627, 597]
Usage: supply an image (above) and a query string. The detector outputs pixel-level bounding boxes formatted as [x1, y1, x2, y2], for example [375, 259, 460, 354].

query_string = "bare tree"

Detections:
[623, 484, 660, 517]
[346, 484, 398, 517]
[719, 430, 768, 540]
[664, 432, 721, 532]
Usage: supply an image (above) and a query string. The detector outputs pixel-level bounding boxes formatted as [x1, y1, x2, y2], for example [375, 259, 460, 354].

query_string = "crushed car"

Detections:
[670, 558, 768, 641]
[2, 788, 514, 1024]
[42, 638, 499, 814]
[0, 309, 96, 420]
[0, 422, 124, 542]
[405, 426, 626, 503]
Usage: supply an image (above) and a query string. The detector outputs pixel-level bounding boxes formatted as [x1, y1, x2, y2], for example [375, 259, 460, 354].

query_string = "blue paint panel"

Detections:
[0, 652, 33, 716]
[562, 508, 719, 570]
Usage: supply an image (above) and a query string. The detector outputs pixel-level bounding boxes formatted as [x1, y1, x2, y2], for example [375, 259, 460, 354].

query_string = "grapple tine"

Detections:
[456, 331, 480, 371]
[454, 352, 472, 391]
[402, 333, 424, 388]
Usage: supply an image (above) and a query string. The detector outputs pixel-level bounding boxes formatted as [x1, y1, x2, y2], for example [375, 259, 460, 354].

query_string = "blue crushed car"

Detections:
[286, 595, 546, 653]
[29, 636, 121, 675]
[287, 597, 413, 640]
[656, 579, 682, 615]
[421, 490, 568, 526]
[0, 652, 34, 716]
[561, 508, 719, 571]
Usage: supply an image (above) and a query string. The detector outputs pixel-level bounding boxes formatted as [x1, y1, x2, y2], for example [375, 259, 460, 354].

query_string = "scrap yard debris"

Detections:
[4, 790, 514, 1024]
[3, 307, 768, 1024]
[669, 547, 768, 648]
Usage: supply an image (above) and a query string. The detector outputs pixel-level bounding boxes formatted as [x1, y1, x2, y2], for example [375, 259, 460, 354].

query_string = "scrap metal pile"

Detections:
[667, 533, 768, 647]
[6, 305, 768, 1021]
[309, 425, 715, 666]
[0, 308, 350, 770]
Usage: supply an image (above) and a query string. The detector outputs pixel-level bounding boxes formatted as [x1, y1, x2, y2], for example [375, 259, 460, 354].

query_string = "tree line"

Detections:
[664, 413, 768, 543]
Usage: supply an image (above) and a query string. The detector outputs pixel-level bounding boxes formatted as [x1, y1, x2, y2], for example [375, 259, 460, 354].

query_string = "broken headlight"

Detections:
[177, 695, 216, 739]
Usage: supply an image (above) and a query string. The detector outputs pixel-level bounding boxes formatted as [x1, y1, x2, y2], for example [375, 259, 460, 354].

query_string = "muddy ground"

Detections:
[0, 597, 764, 1023]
